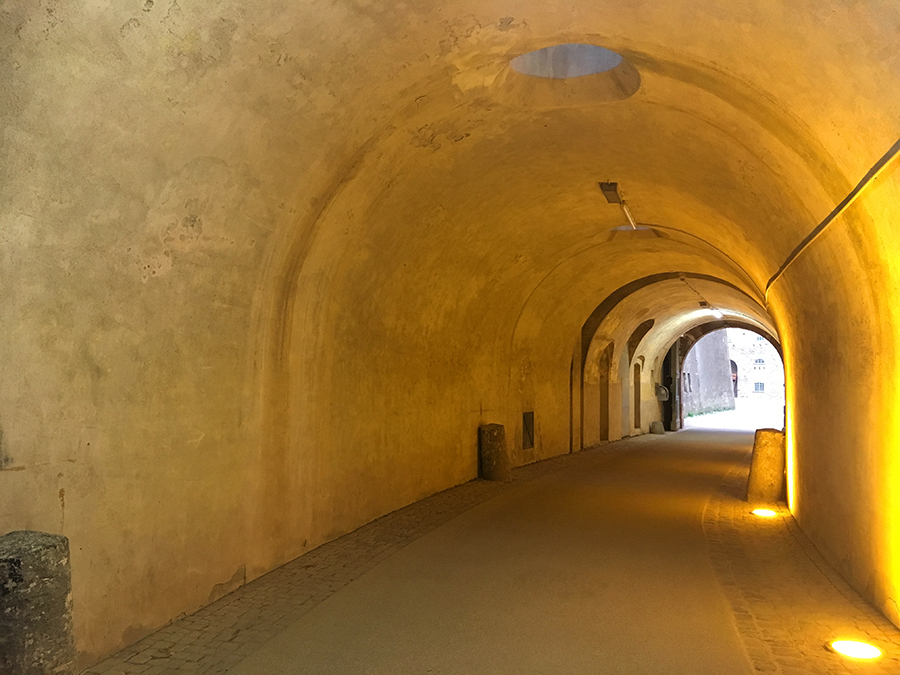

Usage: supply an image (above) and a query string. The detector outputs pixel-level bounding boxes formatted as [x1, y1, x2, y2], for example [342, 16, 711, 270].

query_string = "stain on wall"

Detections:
[0, 427, 10, 470]
[208, 565, 246, 604]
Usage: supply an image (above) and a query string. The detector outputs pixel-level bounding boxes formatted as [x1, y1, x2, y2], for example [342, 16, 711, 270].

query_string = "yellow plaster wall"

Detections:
[2, 0, 900, 666]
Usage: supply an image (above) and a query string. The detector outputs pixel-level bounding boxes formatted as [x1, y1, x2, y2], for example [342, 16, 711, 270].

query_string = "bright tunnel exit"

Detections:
[683, 328, 785, 431]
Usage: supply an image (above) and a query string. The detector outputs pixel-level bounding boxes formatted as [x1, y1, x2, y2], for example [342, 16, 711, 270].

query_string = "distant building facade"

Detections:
[727, 329, 785, 400]
[682, 328, 785, 417]
[682, 330, 735, 416]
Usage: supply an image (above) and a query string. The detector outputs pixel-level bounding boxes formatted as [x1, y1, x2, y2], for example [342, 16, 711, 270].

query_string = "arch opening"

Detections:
[575, 272, 778, 445]
[681, 328, 785, 431]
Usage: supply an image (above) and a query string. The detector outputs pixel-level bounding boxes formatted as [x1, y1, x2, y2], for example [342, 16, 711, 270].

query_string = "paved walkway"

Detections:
[84, 431, 900, 674]
[685, 397, 785, 431]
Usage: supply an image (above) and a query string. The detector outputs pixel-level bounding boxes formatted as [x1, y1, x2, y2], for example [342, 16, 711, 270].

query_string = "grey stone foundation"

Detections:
[746, 429, 786, 504]
[0, 531, 76, 675]
[478, 424, 512, 482]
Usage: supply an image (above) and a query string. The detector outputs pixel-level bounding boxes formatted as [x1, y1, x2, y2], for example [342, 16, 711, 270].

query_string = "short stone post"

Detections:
[0, 531, 76, 675]
[478, 424, 512, 482]
[746, 428, 785, 503]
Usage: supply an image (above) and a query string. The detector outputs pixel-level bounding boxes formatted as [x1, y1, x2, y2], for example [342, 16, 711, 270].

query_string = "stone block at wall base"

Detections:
[746, 428, 785, 503]
[0, 531, 76, 675]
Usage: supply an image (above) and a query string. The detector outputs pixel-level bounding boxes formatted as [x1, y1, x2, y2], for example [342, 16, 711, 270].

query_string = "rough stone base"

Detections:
[0, 531, 76, 675]
[478, 424, 512, 482]
[746, 428, 785, 503]
[649, 420, 665, 435]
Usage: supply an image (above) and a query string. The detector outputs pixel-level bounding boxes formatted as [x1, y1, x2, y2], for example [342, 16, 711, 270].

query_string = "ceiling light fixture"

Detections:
[698, 300, 724, 319]
[599, 181, 637, 230]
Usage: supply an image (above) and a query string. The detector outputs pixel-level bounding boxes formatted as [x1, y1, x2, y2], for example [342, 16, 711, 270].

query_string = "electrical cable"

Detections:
[765, 137, 900, 300]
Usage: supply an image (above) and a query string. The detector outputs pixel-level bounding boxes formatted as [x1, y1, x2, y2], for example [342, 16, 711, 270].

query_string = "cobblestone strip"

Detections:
[81, 439, 638, 675]
[703, 453, 900, 674]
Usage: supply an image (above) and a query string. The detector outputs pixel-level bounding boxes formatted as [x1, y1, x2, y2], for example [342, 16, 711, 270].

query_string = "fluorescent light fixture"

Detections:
[598, 182, 637, 229]
[598, 182, 622, 203]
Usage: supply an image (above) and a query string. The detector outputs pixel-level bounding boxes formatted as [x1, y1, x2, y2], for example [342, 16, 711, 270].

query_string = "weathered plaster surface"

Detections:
[2, 0, 900, 666]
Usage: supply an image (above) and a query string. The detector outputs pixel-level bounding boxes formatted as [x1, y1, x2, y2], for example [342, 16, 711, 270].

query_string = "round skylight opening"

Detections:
[510, 44, 624, 79]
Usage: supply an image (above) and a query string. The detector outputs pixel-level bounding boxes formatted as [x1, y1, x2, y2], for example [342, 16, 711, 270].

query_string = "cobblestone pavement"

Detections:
[83, 432, 900, 674]
[703, 439, 900, 674]
[81, 438, 631, 675]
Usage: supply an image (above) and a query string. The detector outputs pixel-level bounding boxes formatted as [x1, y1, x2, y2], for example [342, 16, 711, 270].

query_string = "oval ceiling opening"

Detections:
[510, 44, 624, 79]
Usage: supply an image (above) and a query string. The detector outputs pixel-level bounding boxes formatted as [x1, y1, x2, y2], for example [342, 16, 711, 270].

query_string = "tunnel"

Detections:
[2, 2, 900, 672]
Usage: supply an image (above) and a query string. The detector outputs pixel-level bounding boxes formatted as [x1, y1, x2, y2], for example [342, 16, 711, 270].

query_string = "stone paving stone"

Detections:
[703, 451, 900, 674]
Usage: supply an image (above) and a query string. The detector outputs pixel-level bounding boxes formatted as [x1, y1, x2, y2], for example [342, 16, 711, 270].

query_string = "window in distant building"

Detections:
[754, 382, 765, 393]
[754, 358, 765, 370]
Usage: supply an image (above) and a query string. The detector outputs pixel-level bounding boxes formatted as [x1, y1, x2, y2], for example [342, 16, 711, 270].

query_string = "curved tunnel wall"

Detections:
[2, 1, 900, 666]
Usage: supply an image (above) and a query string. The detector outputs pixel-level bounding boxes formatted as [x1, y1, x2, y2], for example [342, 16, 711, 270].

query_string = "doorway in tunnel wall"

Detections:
[662, 347, 677, 431]
[683, 328, 784, 431]
[599, 344, 612, 441]
[619, 349, 631, 439]
[633, 363, 642, 429]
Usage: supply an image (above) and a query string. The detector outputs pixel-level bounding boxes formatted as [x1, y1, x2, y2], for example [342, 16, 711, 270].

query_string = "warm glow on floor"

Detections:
[751, 509, 777, 517]
[828, 640, 882, 660]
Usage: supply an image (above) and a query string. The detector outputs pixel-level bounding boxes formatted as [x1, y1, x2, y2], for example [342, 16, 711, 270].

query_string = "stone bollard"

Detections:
[0, 531, 76, 675]
[478, 424, 512, 482]
[649, 420, 665, 435]
[746, 428, 785, 503]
